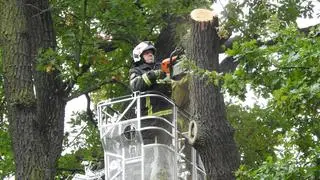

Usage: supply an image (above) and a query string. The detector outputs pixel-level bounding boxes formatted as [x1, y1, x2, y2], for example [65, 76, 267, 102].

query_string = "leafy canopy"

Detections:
[1, 0, 319, 178]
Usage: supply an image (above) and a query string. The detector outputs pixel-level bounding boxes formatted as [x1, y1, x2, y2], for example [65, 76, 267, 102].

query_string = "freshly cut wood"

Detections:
[190, 9, 216, 22]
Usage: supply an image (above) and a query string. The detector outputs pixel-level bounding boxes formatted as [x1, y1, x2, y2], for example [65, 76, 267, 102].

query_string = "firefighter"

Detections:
[129, 41, 173, 179]
[129, 41, 172, 145]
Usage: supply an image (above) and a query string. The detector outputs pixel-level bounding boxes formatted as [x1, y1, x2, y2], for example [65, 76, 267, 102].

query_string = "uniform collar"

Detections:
[140, 62, 155, 69]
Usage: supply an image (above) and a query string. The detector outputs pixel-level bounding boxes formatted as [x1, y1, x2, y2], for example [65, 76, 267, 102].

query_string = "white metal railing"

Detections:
[73, 92, 206, 180]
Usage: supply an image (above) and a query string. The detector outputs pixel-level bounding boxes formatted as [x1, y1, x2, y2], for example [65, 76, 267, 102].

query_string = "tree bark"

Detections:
[187, 9, 240, 179]
[1, 1, 66, 179]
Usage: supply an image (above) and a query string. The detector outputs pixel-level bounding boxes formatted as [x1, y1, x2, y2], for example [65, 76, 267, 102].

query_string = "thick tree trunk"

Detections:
[1, 1, 66, 179]
[187, 9, 240, 179]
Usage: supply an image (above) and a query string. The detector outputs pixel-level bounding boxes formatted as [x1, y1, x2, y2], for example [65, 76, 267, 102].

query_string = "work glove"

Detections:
[154, 69, 167, 79]
[145, 69, 166, 85]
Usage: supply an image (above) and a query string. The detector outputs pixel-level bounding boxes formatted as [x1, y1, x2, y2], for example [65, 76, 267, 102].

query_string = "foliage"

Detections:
[57, 110, 103, 178]
[0, 48, 15, 179]
[227, 105, 283, 167]
[0, 120, 15, 179]
[236, 132, 320, 180]
[228, 105, 320, 179]
[222, 0, 315, 38]
[184, 59, 221, 86]
[221, 0, 319, 178]
[225, 19, 320, 150]
[226, 22, 320, 112]
[0, 48, 4, 120]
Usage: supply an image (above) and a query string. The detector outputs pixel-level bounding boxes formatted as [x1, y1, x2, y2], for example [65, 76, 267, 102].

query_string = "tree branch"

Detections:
[66, 78, 116, 102]
[64, 0, 91, 94]
[63, 124, 88, 149]
[222, 24, 319, 52]
[56, 167, 84, 173]
[219, 56, 239, 73]
[97, 40, 117, 52]
[75, 0, 88, 70]
[64, 63, 92, 95]
[218, 24, 319, 73]
[84, 93, 97, 128]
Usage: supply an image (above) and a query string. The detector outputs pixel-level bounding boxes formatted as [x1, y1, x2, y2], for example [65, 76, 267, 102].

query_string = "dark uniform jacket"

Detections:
[129, 63, 171, 114]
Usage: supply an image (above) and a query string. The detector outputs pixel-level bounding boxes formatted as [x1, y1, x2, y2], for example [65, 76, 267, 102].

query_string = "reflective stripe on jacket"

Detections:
[129, 63, 172, 115]
[129, 63, 157, 92]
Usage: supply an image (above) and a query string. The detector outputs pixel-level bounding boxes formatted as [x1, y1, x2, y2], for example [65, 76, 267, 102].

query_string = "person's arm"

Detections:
[129, 69, 165, 91]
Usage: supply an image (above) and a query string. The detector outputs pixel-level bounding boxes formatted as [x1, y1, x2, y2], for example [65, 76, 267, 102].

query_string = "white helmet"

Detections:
[132, 41, 156, 63]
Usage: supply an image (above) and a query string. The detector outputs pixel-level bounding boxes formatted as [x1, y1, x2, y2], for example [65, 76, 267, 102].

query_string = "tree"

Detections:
[186, 9, 239, 179]
[218, 0, 320, 178]
[221, 0, 319, 177]
[0, 0, 67, 179]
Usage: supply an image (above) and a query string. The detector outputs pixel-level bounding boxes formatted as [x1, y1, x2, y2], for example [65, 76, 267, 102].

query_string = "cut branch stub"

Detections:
[190, 9, 217, 23]
[188, 8, 220, 70]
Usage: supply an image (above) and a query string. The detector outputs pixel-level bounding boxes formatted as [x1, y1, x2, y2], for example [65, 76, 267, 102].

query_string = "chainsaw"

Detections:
[160, 48, 186, 80]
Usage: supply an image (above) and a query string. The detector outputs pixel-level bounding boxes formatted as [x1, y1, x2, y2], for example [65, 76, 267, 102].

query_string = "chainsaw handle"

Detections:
[169, 50, 177, 78]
